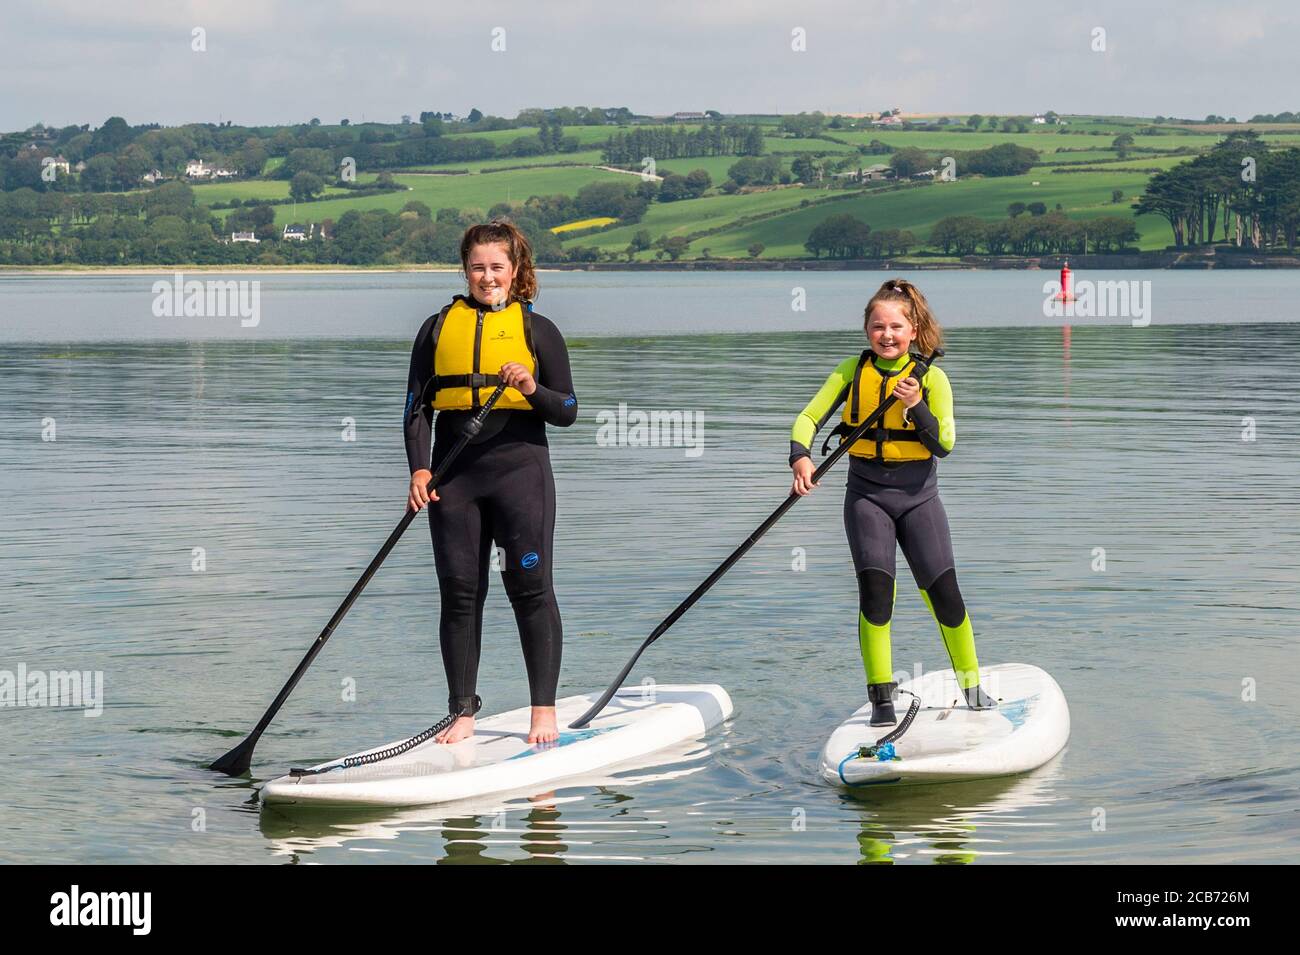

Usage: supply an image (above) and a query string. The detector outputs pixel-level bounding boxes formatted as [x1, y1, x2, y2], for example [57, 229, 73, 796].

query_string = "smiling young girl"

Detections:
[789, 278, 994, 726]
[403, 220, 578, 744]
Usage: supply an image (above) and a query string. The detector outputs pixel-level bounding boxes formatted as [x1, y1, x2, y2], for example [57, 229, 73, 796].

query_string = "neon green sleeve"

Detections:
[918, 365, 956, 452]
[791, 357, 858, 453]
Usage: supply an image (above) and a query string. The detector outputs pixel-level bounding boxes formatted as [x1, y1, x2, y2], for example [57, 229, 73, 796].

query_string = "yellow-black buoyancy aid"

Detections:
[430, 296, 537, 411]
[841, 351, 932, 461]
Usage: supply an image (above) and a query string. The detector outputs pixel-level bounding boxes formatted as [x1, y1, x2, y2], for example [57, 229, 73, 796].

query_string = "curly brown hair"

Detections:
[459, 218, 538, 303]
[863, 277, 944, 357]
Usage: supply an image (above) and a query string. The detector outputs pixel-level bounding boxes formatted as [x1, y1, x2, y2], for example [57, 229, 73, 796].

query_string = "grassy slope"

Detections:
[262, 167, 635, 225]
[696, 171, 1174, 258]
[117, 118, 1300, 256]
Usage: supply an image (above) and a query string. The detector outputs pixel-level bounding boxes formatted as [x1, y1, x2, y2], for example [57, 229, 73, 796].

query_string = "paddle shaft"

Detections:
[569, 351, 942, 729]
[210, 383, 508, 775]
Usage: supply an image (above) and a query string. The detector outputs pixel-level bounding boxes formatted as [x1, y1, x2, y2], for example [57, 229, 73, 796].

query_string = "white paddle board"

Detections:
[821, 663, 1069, 788]
[261, 684, 732, 808]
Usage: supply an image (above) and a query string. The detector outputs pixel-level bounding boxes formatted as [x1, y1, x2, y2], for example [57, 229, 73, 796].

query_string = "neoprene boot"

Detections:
[962, 684, 997, 709]
[868, 682, 898, 727]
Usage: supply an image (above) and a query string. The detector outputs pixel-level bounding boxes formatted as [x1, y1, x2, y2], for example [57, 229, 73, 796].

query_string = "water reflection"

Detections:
[256, 735, 723, 864]
[841, 756, 1068, 864]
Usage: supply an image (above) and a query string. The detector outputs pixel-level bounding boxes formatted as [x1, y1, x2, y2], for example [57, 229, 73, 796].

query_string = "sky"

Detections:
[0, 0, 1294, 131]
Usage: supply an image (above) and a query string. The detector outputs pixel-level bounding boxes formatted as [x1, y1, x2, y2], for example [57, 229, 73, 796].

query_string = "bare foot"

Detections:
[435, 714, 474, 744]
[528, 706, 558, 744]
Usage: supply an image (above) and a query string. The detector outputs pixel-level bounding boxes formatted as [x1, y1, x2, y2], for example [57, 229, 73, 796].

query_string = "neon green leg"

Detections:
[857, 578, 896, 685]
[919, 588, 980, 689]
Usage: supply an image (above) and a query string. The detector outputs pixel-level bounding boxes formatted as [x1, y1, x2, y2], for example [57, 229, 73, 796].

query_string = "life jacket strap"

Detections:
[433, 372, 502, 391]
[822, 423, 923, 456]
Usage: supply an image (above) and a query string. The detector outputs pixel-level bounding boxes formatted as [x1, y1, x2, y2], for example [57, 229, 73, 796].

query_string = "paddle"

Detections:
[569, 349, 944, 729]
[209, 382, 508, 776]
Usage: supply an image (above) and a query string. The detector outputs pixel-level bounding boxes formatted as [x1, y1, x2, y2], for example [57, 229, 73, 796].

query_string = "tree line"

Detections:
[1135, 131, 1300, 249]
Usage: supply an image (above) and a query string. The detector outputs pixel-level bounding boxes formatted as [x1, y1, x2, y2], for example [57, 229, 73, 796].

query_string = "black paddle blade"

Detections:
[568, 687, 616, 730]
[209, 738, 254, 777]
[569, 639, 650, 728]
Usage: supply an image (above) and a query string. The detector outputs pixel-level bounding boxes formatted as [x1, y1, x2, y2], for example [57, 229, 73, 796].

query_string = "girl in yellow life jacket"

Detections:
[789, 278, 995, 726]
[403, 220, 578, 745]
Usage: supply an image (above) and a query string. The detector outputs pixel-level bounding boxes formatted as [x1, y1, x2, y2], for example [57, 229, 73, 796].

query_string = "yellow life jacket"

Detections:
[842, 350, 932, 462]
[430, 296, 537, 411]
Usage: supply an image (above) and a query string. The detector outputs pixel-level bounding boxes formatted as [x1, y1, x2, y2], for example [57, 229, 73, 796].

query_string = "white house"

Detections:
[282, 223, 316, 241]
[186, 160, 210, 178]
[231, 231, 259, 243]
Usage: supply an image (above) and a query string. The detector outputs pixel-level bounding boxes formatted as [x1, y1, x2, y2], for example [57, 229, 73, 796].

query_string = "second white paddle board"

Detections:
[821, 663, 1069, 789]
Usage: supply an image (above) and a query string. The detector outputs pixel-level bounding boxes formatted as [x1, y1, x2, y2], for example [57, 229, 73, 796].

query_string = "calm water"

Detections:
[1, 271, 1298, 864]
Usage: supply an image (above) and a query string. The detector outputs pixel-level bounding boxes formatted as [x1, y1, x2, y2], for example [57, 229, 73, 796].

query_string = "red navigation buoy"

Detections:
[1057, 261, 1075, 302]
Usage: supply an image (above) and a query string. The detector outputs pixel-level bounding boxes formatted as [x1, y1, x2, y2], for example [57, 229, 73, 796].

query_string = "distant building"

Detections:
[47, 156, 71, 175]
[186, 160, 210, 178]
[871, 114, 904, 127]
[282, 223, 316, 241]
[211, 167, 236, 178]
[231, 231, 259, 243]
[1033, 114, 1047, 124]
[672, 111, 706, 122]
[831, 163, 896, 183]
[141, 169, 168, 184]
[911, 168, 938, 180]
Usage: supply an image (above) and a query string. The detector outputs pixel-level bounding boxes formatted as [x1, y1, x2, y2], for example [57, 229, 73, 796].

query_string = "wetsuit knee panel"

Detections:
[922, 568, 967, 628]
[856, 569, 896, 626]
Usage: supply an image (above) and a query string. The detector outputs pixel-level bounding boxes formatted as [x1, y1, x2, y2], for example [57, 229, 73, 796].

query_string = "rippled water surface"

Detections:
[2, 271, 1298, 863]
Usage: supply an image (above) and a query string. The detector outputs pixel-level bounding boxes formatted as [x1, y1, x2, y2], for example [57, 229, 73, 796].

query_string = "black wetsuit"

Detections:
[404, 301, 577, 712]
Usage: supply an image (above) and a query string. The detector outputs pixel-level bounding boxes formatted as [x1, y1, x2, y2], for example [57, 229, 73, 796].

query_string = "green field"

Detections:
[1036, 149, 1143, 164]
[190, 180, 357, 204]
[80, 113, 1298, 258]
[257, 166, 634, 225]
[565, 165, 1173, 260]
[441, 124, 629, 147]
[653, 155, 763, 182]
[403, 148, 607, 174]
[577, 185, 834, 252]
[688, 172, 1171, 259]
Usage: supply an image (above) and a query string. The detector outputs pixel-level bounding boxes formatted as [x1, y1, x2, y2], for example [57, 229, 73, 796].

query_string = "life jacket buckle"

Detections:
[822, 422, 852, 456]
